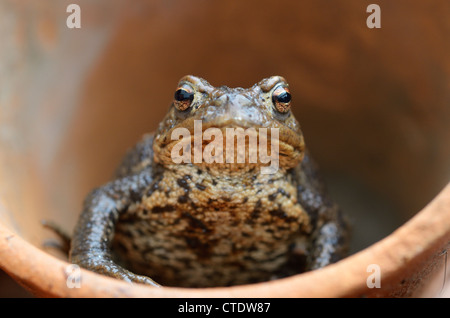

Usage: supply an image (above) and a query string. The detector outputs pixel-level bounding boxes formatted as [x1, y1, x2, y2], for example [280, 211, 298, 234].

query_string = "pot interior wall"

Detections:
[0, 0, 449, 261]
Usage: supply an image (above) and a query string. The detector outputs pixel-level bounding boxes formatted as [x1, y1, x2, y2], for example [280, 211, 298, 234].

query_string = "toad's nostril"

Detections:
[232, 94, 253, 107]
[212, 94, 229, 106]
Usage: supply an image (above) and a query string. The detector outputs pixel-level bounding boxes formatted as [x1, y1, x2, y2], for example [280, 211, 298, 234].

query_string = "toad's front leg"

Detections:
[308, 205, 350, 270]
[294, 153, 350, 270]
[69, 170, 160, 287]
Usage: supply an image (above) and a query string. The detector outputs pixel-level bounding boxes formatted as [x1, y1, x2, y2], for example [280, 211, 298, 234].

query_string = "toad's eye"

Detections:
[174, 85, 194, 111]
[272, 86, 291, 113]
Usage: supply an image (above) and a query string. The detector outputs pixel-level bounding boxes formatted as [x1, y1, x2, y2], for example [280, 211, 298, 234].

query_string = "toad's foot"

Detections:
[72, 256, 160, 287]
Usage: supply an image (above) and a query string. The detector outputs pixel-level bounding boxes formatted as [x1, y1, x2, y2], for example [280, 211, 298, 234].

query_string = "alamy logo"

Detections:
[66, 4, 381, 30]
[366, 4, 381, 29]
[66, 4, 81, 29]
[65, 264, 81, 288]
[366, 264, 381, 288]
[171, 120, 280, 174]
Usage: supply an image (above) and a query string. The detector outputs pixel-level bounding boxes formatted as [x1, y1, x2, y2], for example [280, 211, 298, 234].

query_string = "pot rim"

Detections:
[0, 183, 449, 297]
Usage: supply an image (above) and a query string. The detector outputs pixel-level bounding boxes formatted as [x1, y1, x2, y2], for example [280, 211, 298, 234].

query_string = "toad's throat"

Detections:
[154, 121, 305, 171]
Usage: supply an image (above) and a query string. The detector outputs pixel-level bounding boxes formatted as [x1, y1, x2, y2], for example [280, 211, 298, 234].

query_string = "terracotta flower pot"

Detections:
[0, 0, 449, 297]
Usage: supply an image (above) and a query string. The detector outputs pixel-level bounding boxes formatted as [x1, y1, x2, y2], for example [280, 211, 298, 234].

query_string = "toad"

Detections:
[70, 75, 349, 287]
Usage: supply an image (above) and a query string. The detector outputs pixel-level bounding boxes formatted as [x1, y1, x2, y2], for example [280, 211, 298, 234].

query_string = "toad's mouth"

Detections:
[153, 120, 305, 171]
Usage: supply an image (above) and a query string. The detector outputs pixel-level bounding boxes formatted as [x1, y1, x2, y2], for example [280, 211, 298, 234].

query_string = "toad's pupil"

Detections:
[174, 88, 194, 102]
[274, 91, 291, 104]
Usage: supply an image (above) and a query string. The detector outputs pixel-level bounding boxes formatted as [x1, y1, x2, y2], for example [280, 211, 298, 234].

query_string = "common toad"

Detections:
[70, 75, 349, 287]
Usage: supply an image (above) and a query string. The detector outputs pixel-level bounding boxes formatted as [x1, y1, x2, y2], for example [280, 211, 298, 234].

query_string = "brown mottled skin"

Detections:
[70, 75, 350, 287]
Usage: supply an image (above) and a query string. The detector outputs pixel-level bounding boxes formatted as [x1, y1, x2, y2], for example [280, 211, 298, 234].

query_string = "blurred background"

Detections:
[0, 0, 449, 297]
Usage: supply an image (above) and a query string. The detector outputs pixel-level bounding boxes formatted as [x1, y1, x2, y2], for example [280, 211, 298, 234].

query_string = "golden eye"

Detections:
[174, 85, 194, 111]
[272, 86, 291, 113]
